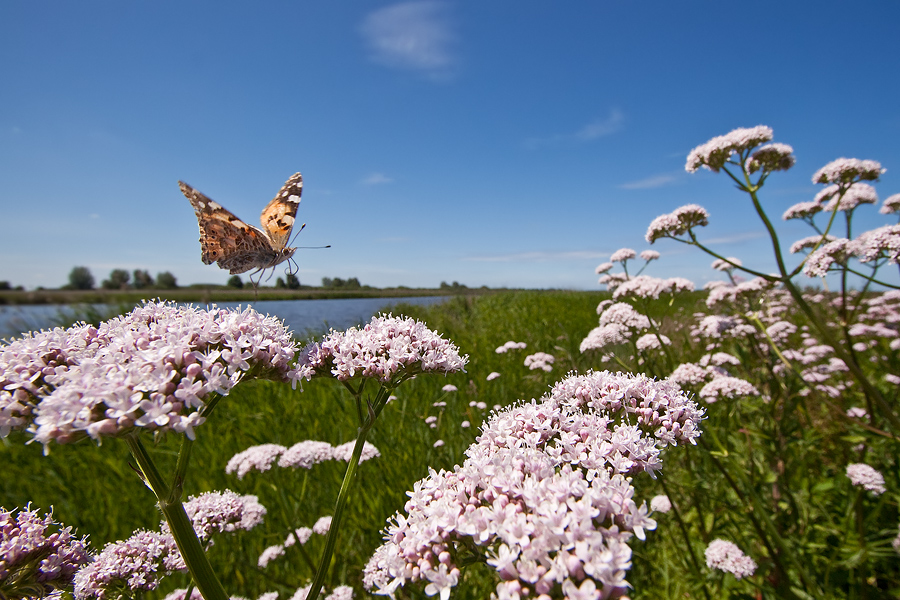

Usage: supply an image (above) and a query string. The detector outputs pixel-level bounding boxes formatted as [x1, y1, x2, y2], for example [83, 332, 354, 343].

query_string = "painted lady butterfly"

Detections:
[179, 173, 303, 275]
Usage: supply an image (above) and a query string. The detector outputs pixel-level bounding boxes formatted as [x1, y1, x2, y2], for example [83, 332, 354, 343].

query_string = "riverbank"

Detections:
[0, 286, 506, 306]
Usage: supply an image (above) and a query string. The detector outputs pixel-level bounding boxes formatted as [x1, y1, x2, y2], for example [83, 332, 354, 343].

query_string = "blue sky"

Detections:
[2, 1, 899, 290]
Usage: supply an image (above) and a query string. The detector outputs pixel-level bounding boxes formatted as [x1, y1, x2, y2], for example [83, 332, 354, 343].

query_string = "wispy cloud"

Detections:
[618, 172, 681, 190]
[465, 250, 607, 262]
[362, 172, 394, 185]
[701, 231, 766, 245]
[525, 109, 624, 149]
[360, 1, 457, 81]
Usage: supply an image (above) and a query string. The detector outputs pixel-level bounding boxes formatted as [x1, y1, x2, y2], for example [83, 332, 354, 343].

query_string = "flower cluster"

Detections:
[811, 158, 885, 185]
[258, 516, 333, 570]
[704, 539, 757, 579]
[846, 463, 886, 495]
[523, 352, 555, 372]
[747, 143, 795, 173]
[74, 491, 264, 600]
[364, 371, 703, 600]
[495, 341, 527, 354]
[293, 315, 467, 385]
[645, 204, 709, 243]
[0, 505, 91, 600]
[225, 440, 381, 479]
[0, 301, 299, 449]
[609, 248, 636, 263]
[685, 125, 773, 173]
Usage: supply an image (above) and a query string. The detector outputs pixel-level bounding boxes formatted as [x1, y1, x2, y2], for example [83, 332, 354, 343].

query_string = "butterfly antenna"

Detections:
[288, 222, 307, 247]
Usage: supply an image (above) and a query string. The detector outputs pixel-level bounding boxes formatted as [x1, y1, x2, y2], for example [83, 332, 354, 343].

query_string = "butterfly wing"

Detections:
[179, 181, 276, 274]
[260, 172, 303, 251]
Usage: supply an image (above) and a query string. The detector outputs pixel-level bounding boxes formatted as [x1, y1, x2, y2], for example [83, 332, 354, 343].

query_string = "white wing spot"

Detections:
[287, 194, 301, 204]
[209, 201, 223, 210]
[282, 215, 295, 225]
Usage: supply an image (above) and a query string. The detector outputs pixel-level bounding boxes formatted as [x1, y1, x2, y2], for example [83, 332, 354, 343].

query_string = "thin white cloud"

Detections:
[618, 172, 681, 190]
[360, 1, 457, 80]
[362, 172, 393, 185]
[465, 250, 607, 263]
[525, 109, 624, 149]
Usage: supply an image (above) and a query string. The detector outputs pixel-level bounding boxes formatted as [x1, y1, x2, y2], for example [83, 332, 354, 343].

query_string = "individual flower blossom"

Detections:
[595, 299, 614, 315]
[432, 439, 444, 448]
[699, 377, 759, 403]
[441, 384, 457, 393]
[432, 401, 446, 407]
[599, 303, 651, 329]
[811, 157, 885, 184]
[278, 441, 335, 469]
[711, 257, 742, 271]
[640, 249, 660, 261]
[846, 407, 868, 419]
[332, 441, 381, 463]
[225, 444, 288, 480]
[782, 201, 823, 221]
[424, 416, 437, 428]
[704, 539, 757, 579]
[289, 585, 312, 600]
[364, 370, 703, 600]
[886, 374, 900, 385]
[312, 516, 332, 536]
[0, 505, 91, 600]
[646, 204, 709, 243]
[765, 320, 797, 344]
[747, 142, 795, 173]
[635, 333, 670, 351]
[699, 352, 741, 367]
[669, 363, 710, 387]
[494, 341, 527, 354]
[460, 420, 470, 428]
[610, 248, 636, 263]
[486, 372, 500, 381]
[324, 585, 354, 600]
[598, 272, 629, 289]
[880, 193, 900, 215]
[523, 352, 555, 372]
[1, 301, 299, 448]
[686, 125, 773, 173]
[294, 315, 467, 385]
[846, 463, 886, 495]
[580, 324, 629, 352]
[790, 234, 836, 254]
[649, 495, 672, 513]
[821, 182, 878, 212]
[594, 262, 614, 274]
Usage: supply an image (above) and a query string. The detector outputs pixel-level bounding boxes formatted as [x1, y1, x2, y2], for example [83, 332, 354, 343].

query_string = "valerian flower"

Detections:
[846, 463, 886, 495]
[685, 126, 773, 173]
[646, 204, 709, 243]
[705, 539, 757, 579]
[0, 301, 298, 450]
[811, 158, 885, 185]
[293, 315, 467, 386]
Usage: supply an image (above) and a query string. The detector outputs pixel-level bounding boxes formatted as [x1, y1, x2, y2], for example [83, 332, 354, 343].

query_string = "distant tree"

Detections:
[275, 277, 287, 289]
[67, 266, 95, 290]
[440, 281, 450, 290]
[332, 277, 346, 288]
[285, 273, 300, 289]
[155, 271, 178, 289]
[0, 281, 10, 290]
[132, 269, 154, 289]
[346, 277, 361, 289]
[227, 275, 244, 289]
[102, 269, 131, 290]
[321, 277, 332, 288]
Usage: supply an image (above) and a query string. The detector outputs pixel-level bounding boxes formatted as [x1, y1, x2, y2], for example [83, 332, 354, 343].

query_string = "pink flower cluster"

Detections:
[704, 539, 756, 579]
[74, 491, 265, 600]
[846, 463, 886, 495]
[0, 301, 298, 449]
[0, 505, 91, 599]
[363, 371, 703, 600]
[811, 158, 885, 185]
[258, 516, 333, 569]
[612, 275, 694, 300]
[293, 315, 467, 385]
[496, 341, 527, 354]
[523, 352, 555, 372]
[685, 126, 773, 173]
[645, 204, 709, 243]
[225, 440, 381, 479]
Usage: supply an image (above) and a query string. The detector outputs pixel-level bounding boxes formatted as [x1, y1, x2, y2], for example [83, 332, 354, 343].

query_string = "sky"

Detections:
[2, 1, 900, 291]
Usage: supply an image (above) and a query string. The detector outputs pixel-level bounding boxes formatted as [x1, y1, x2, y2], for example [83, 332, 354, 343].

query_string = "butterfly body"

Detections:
[180, 172, 303, 275]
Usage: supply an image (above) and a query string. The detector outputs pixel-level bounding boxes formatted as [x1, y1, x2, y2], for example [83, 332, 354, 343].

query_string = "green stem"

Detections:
[124, 433, 229, 600]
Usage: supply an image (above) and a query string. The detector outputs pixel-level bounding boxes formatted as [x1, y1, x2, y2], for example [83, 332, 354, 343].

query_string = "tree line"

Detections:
[64, 267, 178, 290]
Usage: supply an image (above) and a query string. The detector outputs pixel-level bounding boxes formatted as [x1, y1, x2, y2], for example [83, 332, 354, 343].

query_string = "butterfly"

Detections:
[179, 173, 304, 277]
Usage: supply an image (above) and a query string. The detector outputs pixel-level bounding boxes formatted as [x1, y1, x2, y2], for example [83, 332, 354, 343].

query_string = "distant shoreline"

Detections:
[0, 286, 517, 306]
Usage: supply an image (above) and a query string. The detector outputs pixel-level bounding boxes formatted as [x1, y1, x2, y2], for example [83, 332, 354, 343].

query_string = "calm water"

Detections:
[0, 296, 450, 339]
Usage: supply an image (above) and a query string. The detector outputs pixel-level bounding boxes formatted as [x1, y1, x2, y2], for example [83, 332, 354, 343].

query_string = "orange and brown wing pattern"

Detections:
[179, 181, 276, 274]
[259, 172, 302, 251]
